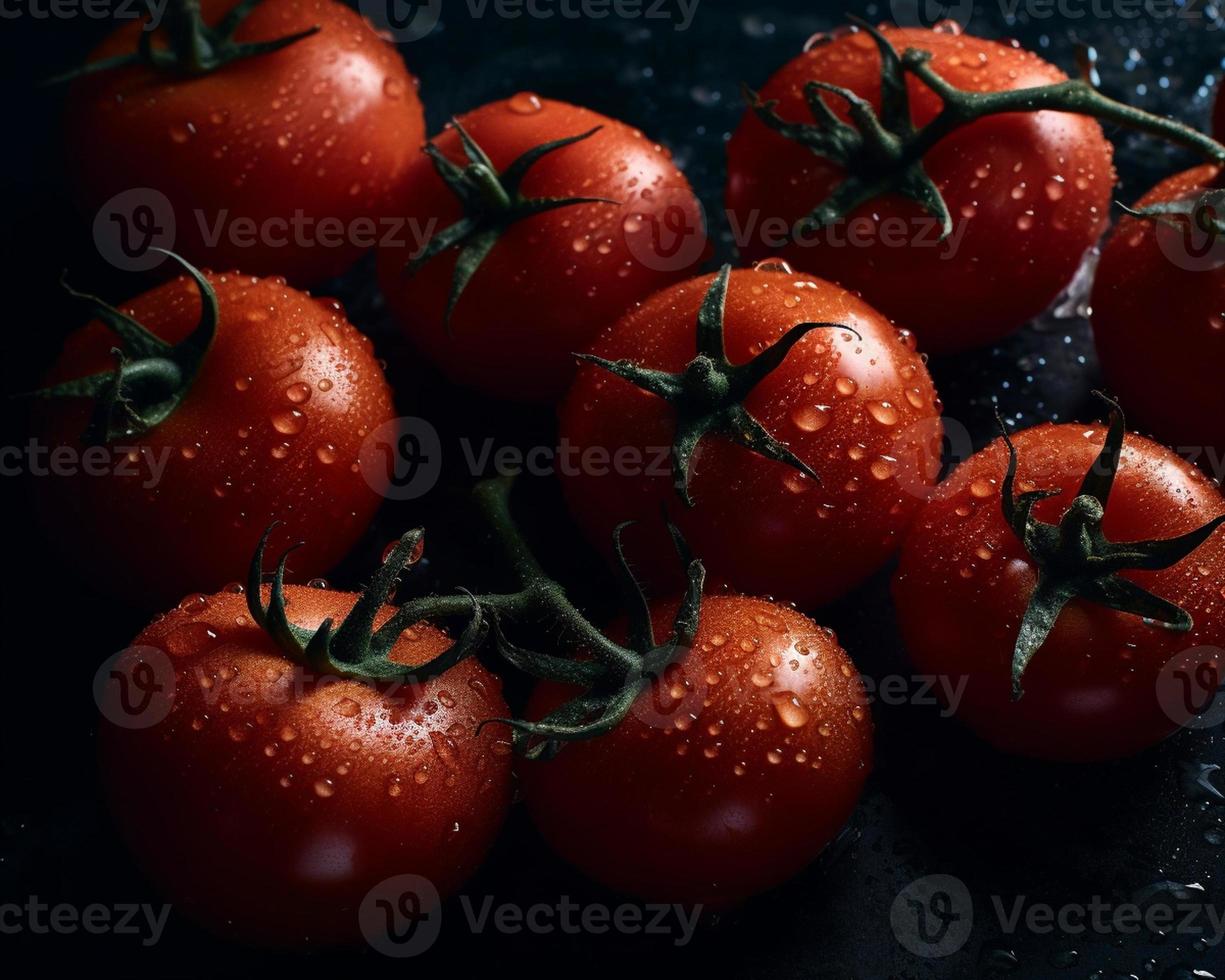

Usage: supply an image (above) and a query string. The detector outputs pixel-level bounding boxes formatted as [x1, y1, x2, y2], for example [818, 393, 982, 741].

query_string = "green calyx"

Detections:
[325, 478, 706, 758]
[999, 392, 1225, 700]
[405, 120, 618, 327]
[579, 263, 857, 506]
[44, 0, 319, 85]
[486, 518, 705, 760]
[247, 525, 487, 684]
[22, 249, 216, 445]
[745, 17, 1225, 241]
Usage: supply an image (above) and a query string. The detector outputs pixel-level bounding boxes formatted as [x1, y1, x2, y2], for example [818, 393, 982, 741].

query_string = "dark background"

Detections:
[2, 0, 1225, 977]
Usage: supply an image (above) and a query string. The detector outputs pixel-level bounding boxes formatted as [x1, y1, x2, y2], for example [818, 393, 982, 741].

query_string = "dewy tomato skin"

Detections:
[377, 95, 706, 402]
[30, 271, 394, 605]
[1091, 164, 1225, 457]
[97, 585, 513, 946]
[64, 0, 425, 285]
[893, 424, 1225, 761]
[558, 265, 943, 610]
[726, 26, 1114, 354]
[518, 596, 873, 906]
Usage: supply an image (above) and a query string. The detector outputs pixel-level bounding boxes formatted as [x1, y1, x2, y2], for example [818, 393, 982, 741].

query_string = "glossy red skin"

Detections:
[377, 95, 706, 402]
[893, 424, 1225, 761]
[726, 26, 1114, 353]
[65, 0, 425, 285]
[520, 595, 872, 905]
[1092, 165, 1225, 457]
[99, 584, 513, 946]
[32, 271, 394, 605]
[558, 265, 943, 609]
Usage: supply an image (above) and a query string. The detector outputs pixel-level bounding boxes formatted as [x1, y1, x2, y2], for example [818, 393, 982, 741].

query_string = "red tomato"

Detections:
[519, 595, 872, 905]
[377, 94, 706, 402]
[558, 263, 943, 609]
[64, 0, 425, 284]
[98, 582, 512, 945]
[893, 422, 1225, 761]
[31, 269, 394, 605]
[1092, 164, 1225, 458]
[726, 25, 1114, 353]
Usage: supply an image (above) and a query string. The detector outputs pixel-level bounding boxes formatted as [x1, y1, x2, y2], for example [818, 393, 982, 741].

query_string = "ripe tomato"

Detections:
[893, 420, 1225, 761]
[98, 579, 512, 945]
[1091, 164, 1225, 457]
[377, 94, 706, 402]
[30, 266, 394, 605]
[64, 0, 425, 284]
[726, 24, 1114, 353]
[518, 594, 872, 905]
[558, 263, 942, 609]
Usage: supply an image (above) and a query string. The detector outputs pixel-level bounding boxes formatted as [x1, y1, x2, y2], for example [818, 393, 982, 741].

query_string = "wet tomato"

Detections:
[893, 420, 1225, 761]
[1091, 164, 1225, 459]
[519, 594, 872, 905]
[98, 580, 513, 945]
[558, 263, 943, 609]
[64, 0, 425, 284]
[726, 25, 1114, 353]
[31, 266, 394, 605]
[377, 94, 706, 402]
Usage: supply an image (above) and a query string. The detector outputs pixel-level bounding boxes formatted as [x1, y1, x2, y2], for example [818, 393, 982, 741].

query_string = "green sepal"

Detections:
[745, 15, 1225, 244]
[405, 120, 618, 330]
[246, 525, 488, 685]
[20, 249, 218, 445]
[578, 263, 857, 506]
[42, 0, 319, 85]
[996, 393, 1225, 699]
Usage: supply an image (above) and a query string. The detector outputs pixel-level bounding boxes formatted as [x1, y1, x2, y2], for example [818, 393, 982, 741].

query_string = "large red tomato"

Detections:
[893, 418, 1225, 761]
[519, 595, 872, 905]
[1092, 164, 1225, 458]
[30, 264, 394, 605]
[64, 0, 425, 284]
[726, 24, 1114, 353]
[558, 263, 942, 609]
[377, 94, 706, 402]
[98, 578, 512, 945]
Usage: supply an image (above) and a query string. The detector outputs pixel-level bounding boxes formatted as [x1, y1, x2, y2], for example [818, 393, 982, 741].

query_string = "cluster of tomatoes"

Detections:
[31, 0, 1225, 950]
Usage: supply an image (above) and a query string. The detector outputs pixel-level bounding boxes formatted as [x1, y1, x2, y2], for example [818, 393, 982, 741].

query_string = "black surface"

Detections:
[2, 1, 1225, 977]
